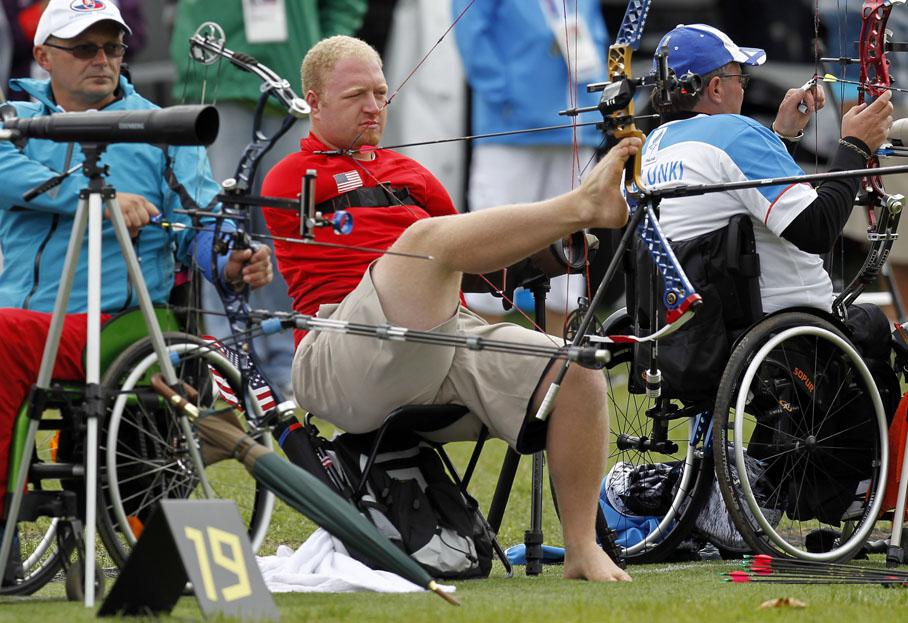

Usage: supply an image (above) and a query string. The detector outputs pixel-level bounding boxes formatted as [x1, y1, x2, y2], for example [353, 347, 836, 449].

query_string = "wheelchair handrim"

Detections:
[732, 325, 888, 561]
[105, 341, 275, 553]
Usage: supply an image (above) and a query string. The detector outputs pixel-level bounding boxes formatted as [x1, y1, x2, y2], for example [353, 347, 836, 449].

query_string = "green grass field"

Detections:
[3, 433, 908, 622]
[4, 560, 908, 623]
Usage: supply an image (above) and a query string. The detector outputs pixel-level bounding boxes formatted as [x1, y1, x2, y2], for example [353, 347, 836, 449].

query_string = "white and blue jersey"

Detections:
[641, 114, 832, 312]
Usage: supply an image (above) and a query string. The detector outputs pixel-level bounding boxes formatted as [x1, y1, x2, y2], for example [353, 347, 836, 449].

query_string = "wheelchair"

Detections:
[1, 306, 274, 597]
[593, 215, 896, 563]
[710, 308, 895, 561]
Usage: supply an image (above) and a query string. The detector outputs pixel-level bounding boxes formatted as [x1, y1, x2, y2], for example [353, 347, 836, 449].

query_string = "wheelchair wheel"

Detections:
[0, 519, 72, 595]
[599, 310, 714, 563]
[97, 333, 275, 567]
[1, 397, 93, 595]
[712, 312, 889, 562]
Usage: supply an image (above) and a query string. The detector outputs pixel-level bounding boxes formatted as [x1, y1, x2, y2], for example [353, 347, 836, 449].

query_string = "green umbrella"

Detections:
[150, 375, 458, 606]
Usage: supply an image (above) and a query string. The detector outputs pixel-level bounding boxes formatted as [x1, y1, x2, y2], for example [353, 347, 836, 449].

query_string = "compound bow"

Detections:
[832, 0, 907, 315]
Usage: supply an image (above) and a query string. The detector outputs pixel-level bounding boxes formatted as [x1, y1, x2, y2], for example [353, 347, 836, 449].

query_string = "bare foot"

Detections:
[576, 136, 641, 229]
[563, 544, 632, 582]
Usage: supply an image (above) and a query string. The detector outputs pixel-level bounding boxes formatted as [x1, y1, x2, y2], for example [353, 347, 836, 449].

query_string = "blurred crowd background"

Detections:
[3, 0, 904, 361]
[2, 0, 852, 208]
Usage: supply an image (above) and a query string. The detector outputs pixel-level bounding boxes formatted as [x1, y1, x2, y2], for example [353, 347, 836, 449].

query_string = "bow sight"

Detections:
[559, 46, 701, 130]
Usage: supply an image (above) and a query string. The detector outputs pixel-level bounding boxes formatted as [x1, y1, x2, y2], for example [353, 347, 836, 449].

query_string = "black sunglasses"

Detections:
[717, 73, 751, 90]
[43, 42, 128, 60]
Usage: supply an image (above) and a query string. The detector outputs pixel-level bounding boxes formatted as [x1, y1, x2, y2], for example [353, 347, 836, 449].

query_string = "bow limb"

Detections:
[829, 0, 907, 314]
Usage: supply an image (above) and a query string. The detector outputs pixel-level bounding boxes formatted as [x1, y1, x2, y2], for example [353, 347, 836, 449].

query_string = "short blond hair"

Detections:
[301, 35, 382, 96]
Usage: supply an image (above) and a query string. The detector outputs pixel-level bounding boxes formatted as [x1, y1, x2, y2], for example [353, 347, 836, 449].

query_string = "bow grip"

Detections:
[614, 127, 646, 190]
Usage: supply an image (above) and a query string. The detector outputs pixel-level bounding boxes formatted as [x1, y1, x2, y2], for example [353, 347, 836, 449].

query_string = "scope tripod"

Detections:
[0, 143, 212, 607]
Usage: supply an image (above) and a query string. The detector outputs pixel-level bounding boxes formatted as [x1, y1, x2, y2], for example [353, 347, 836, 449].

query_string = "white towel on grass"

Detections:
[256, 528, 455, 594]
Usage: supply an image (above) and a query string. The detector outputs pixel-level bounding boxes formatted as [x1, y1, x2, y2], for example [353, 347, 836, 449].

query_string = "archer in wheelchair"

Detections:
[0, 2, 272, 595]
[595, 23, 900, 564]
[261, 35, 639, 583]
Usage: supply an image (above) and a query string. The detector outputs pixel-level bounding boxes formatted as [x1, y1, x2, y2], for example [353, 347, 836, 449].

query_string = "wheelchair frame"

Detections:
[1, 309, 277, 597]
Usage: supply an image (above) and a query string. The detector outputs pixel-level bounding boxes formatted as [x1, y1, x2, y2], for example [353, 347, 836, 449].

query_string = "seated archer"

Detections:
[262, 35, 638, 583]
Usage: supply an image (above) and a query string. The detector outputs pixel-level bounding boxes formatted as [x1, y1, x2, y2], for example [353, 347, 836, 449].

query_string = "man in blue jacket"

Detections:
[0, 0, 272, 506]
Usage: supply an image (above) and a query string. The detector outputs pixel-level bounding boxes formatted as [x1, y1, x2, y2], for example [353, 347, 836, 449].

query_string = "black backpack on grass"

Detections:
[275, 418, 494, 579]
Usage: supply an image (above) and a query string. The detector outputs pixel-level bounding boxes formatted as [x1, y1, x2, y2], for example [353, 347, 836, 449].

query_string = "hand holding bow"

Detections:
[223, 245, 274, 291]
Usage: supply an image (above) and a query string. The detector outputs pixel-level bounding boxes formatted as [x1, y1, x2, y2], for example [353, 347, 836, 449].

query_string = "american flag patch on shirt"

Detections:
[334, 170, 363, 193]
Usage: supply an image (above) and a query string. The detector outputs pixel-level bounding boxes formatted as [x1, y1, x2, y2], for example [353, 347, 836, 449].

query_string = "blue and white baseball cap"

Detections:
[653, 24, 766, 77]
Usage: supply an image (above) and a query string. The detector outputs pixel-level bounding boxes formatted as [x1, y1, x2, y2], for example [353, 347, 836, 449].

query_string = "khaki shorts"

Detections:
[292, 268, 558, 452]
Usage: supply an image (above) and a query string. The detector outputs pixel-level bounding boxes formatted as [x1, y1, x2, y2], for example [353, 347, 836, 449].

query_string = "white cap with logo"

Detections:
[34, 0, 132, 46]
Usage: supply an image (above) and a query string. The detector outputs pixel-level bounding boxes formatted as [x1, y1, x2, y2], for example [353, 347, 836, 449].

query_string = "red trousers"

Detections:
[0, 310, 111, 514]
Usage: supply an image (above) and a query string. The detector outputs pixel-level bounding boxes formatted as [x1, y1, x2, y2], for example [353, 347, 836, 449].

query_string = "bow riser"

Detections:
[859, 0, 906, 97]
[605, 43, 647, 189]
[831, 0, 907, 316]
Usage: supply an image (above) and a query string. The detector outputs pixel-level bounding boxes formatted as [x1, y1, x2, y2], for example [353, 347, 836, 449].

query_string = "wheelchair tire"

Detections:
[0, 518, 69, 595]
[712, 311, 889, 562]
[1, 403, 89, 597]
[598, 310, 714, 563]
[97, 333, 275, 567]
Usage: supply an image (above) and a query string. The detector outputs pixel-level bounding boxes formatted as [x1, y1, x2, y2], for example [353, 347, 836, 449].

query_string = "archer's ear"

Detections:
[702, 76, 723, 105]
[33, 46, 52, 72]
[305, 90, 319, 114]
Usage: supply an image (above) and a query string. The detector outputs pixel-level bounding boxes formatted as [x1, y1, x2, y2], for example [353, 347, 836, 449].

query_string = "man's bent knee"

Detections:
[533, 364, 607, 420]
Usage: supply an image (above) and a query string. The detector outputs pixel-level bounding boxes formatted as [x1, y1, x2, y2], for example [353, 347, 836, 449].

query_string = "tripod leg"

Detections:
[525, 451, 545, 576]
[487, 448, 520, 533]
[0, 198, 89, 592]
[526, 284, 549, 576]
[81, 191, 106, 607]
[103, 195, 213, 499]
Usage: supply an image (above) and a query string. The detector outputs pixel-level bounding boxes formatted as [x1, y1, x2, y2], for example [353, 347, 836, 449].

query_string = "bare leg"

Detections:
[366, 138, 639, 582]
[539, 364, 631, 581]
[370, 138, 639, 328]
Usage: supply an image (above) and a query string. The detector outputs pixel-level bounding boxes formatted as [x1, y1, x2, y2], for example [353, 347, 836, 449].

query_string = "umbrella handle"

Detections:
[150, 373, 201, 419]
[428, 581, 460, 606]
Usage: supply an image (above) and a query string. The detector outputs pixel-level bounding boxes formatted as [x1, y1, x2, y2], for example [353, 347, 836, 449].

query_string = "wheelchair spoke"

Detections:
[763, 453, 807, 511]
[117, 465, 196, 516]
[810, 390, 865, 434]
[116, 407, 177, 449]
[111, 456, 190, 482]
